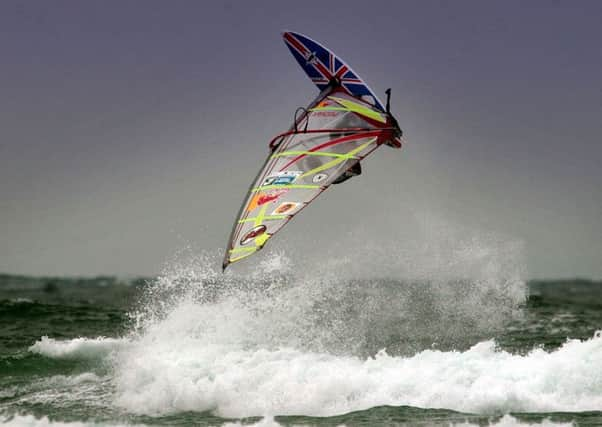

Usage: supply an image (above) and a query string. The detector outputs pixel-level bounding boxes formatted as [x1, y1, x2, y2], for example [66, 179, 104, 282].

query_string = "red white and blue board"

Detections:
[282, 31, 386, 112]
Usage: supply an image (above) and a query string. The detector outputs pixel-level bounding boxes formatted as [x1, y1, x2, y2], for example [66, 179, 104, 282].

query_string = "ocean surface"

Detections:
[1, 251, 601, 426]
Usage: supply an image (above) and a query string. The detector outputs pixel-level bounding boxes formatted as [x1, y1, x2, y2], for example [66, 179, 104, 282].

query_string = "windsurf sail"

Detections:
[222, 32, 404, 270]
[222, 84, 403, 270]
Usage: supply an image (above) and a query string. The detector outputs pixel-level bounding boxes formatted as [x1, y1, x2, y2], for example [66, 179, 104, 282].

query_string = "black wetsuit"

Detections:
[332, 162, 362, 185]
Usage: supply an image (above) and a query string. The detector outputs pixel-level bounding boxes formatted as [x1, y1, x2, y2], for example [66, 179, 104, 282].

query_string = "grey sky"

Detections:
[1, 0, 601, 278]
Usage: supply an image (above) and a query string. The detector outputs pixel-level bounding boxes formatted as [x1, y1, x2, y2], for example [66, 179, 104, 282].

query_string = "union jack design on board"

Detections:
[283, 31, 385, 111]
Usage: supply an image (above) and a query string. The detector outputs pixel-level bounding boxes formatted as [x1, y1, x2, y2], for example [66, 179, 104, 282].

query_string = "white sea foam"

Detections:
[0, 415, 141, 427]
[0, 414, 574, 427]
[6, 373, 113, 413]
[455, 414, 574, 426]
[113, 316, 602, 417]
[29, 336, 128, 360]
[28, 217, 593, 421]
[109, 221, 594, 418]
[223, 417, 283, 427]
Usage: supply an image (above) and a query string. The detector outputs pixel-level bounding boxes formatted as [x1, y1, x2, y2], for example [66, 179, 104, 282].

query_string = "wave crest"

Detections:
[29, 336, 128, 360]
[113, 332, 602, 417]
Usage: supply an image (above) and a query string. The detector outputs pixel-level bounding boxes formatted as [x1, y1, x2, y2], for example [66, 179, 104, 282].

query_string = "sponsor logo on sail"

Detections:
[247, 189, 288, 212]
[261, 171, 302, 187]
[272, 202, 300, 215]
[240, 225, 267, 246]
[312, 173, 328, 183]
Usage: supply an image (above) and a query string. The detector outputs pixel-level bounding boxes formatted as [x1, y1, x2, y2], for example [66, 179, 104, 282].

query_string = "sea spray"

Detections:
[127, 214, 527, 356]
[109, 215, 553, 417]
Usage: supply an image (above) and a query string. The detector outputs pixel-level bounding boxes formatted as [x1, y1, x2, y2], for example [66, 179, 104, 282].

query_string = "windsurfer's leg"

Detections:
[349, 161, 362, 176]
[332, 162, 362, 185]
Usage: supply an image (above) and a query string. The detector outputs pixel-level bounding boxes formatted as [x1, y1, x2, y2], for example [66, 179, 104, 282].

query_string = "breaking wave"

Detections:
[28, 217, 595, 420]
[106, 218, 593, 418]
[29, 337, 128, 360]
[111, 329, 602, 417]
[29, 331, 602, 417]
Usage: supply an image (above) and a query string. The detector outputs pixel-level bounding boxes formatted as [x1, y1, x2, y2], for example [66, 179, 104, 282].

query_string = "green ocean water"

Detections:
[1, 272, 601, 427]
